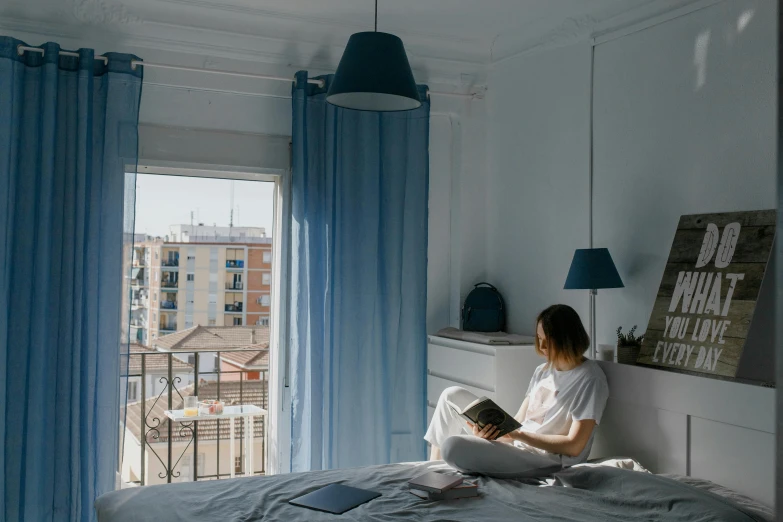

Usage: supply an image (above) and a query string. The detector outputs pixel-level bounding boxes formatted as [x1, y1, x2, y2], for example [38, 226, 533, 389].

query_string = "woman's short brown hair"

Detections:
[535, 304, 590, 368]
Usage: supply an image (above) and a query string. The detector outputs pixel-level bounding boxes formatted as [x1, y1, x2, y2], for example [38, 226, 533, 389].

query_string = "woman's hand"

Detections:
[467, 421, 501, 441]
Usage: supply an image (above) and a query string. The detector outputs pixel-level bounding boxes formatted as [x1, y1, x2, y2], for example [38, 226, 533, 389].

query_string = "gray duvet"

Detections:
[95, 461, 764, 521]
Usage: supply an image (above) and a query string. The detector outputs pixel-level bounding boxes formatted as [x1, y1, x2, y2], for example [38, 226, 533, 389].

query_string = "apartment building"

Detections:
[130, 225, 272, 344]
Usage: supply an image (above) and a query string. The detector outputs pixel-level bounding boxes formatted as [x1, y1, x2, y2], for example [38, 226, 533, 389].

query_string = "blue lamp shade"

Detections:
[564, 248, 624, 290]
[327, 32, 421, 112]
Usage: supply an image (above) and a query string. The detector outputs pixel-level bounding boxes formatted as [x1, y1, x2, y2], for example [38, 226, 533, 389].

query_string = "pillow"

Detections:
[662, 474, 773, 522]
[574, 456, 650, 473]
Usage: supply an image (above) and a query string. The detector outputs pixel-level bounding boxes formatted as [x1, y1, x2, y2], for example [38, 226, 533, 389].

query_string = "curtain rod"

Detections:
[16, 45, 477, 99]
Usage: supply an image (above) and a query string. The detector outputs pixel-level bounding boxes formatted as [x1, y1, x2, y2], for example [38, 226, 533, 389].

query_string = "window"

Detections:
[128, 381, 138, 402]
[123, 172, 280, 487]
[261, 294, 270, 306]
[235, 456, 242, 474]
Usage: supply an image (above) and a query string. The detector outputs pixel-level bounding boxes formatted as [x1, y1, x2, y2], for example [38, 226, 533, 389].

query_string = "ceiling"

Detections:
[0, 0, 697, 86]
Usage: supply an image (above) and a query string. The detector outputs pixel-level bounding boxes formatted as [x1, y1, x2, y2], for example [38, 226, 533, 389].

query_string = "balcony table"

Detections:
[164, 405, 267, 478]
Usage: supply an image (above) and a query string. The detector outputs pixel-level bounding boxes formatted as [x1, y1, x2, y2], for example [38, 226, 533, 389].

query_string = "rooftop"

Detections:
[153, 325, 270, 353]
[128, 344, 194, 374]
[123, 380, 266, 444]
[220, 350, 269, 370]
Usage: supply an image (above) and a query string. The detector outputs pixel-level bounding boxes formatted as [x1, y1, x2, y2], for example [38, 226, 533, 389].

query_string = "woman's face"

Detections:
[536, 322, 549, 360]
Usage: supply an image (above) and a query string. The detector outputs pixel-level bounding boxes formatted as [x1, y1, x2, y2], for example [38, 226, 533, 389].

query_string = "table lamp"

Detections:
[564, 248, 624, 358]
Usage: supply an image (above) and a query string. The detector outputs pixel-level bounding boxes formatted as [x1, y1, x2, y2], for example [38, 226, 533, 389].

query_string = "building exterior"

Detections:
[129, 225, 273, 344]
[168, 224, 267, 244]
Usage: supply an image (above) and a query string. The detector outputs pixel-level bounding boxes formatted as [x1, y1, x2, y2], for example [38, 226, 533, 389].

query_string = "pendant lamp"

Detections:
[326, 0, 421, 111]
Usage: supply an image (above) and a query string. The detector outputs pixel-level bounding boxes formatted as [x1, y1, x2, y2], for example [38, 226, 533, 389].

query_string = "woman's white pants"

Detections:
[424, 386, 562, 478]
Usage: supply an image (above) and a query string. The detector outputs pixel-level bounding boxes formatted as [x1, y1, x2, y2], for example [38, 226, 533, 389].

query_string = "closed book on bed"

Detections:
[410, 480, 479, 500]
[407, 471, 464, 494]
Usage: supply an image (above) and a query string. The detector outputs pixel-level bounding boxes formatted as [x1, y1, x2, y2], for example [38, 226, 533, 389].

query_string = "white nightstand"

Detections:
[427, 335, 542, 423]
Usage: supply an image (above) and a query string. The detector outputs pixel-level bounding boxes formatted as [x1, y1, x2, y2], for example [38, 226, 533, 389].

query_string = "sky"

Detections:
[134, 174, 275, 238]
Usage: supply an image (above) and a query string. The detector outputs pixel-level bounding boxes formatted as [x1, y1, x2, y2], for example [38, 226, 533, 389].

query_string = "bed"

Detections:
[95, 459, 772, 521]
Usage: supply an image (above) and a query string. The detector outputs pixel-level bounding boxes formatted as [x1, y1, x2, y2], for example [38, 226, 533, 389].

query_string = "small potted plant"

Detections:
[616, 325, 644, 365]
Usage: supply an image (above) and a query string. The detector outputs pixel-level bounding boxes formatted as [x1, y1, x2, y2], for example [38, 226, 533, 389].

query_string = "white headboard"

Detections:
[591, 361, 775, 507]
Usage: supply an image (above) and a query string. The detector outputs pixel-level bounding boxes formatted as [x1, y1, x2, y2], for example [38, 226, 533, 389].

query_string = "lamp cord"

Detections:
[375, 0, 378, 31]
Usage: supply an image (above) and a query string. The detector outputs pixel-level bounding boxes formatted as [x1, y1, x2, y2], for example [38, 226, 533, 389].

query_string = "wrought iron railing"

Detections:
[123, 350, 268, 485]
[225, 282, 244, 290]
[225, 260, 244, 269]
[224, 303, 243, 312]
[161, 281, 179, 288]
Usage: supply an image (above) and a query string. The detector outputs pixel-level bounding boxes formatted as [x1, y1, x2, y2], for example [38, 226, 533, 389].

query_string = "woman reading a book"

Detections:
[424, 304, 609, 478]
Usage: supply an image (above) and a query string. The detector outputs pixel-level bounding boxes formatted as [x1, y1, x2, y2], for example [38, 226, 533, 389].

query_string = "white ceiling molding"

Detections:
[67, 0, 141, 25]
[1, 0, 719, 89]
[489, 0, 722, 65]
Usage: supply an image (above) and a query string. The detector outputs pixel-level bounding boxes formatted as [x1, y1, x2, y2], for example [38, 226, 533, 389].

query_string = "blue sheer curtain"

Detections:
[0, 37, 142, 521]
[290, 71, 429, 472]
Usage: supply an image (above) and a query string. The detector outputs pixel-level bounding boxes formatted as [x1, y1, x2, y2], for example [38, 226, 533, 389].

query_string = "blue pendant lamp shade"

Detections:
[327, 31, 421, 111]
[564, 248, 624, 290]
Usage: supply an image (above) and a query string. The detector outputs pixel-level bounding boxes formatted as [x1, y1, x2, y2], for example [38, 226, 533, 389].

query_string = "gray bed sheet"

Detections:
[95, 461, 765, 521]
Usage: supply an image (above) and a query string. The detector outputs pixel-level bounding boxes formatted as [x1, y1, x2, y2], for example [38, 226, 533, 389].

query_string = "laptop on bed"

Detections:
[289, 484, 381, 514]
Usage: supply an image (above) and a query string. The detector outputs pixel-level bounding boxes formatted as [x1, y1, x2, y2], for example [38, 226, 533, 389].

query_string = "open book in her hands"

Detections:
[447, 397, 521, 438]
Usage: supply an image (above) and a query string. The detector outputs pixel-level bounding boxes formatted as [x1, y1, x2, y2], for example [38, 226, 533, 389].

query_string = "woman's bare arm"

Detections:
[513, 397, 529, 424]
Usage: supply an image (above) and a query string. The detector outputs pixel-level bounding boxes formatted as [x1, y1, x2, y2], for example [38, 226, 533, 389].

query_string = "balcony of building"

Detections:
[225, 281, 243, 291]
[161, 298, 178, 311]
[224, 292, 243, 313]
[225, 248, 245, 271]
[162, 248, 180, 269]
[159, 311, 177, 332]
[132, 247, 146, 267]
[161, 273, 179, 290]
[121, 347, 268, 486]
[131, 267, 146, 287]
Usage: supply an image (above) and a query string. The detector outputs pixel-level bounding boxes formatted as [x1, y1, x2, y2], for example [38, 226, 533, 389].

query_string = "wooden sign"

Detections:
[637, 210, 776, 378]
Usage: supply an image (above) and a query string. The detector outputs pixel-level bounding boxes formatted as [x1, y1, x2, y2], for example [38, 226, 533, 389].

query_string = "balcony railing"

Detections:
[225, 260, 244, 269]
[161, 281, 179, 289]
[224, 303, 243, 312]
[225, 282, 243, 290]
[122, 350, 268, 485]
[161, 301, 177, 310]
[162, 259, 180, 267]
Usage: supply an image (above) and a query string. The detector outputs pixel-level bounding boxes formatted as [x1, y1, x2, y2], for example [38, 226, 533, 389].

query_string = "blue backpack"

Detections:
[461, 283, 506, 333]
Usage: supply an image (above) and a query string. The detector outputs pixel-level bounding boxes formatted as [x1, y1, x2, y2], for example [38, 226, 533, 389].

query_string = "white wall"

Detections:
[592, 0, 777, 352]
[486, 43, 593, 335]
[485, 0, 776, 348]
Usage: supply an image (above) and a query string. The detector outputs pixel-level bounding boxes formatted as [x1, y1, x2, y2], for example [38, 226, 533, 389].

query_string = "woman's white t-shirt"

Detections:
[516, 359, 609, 466]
